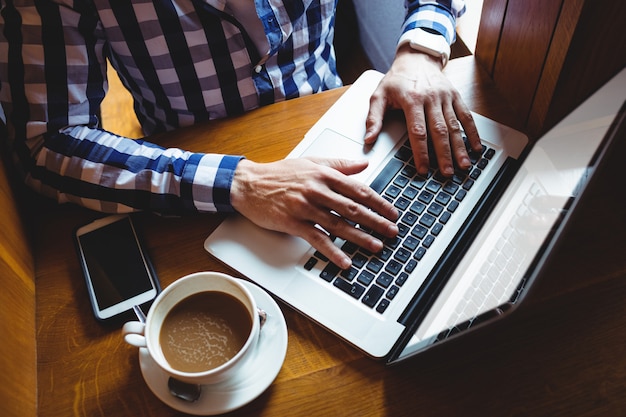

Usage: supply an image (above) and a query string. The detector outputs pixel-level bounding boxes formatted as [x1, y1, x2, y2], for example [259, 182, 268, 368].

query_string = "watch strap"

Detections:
[398, 28, 451, 68]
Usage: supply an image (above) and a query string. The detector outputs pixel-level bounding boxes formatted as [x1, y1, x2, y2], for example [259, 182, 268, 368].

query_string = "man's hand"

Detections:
[364, 45, 482, 176]
[230, 158, 399, 269]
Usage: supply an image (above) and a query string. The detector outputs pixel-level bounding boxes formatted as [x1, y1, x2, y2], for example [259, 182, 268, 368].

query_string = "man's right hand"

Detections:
[229, 157, 399, 269]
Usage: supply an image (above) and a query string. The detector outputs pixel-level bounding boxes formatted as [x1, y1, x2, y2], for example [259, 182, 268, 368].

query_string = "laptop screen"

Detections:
[392, 70, 626, 362]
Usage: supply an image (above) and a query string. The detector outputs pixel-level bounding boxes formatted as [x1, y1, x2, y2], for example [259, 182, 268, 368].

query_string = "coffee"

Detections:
[159, 291, 252, 373]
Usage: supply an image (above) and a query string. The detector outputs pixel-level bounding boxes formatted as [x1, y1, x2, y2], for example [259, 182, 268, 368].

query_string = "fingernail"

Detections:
[340, 256, 352, 270]
[370, 238, 383, 252]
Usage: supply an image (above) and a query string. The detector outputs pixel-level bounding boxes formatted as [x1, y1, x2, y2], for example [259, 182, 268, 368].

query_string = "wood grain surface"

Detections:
[32, 57, 626, 417]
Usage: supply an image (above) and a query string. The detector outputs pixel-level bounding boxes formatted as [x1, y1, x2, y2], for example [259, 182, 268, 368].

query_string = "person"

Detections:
[0, 0, 480, 269]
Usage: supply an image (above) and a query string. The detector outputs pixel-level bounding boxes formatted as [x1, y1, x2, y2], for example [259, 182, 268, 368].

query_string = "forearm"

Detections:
[27, 125, 243, 215]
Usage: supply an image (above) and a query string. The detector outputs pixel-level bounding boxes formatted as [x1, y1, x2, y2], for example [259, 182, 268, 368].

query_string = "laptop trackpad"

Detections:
[300, 128, 401, 184]
[301, 129, 370, 157]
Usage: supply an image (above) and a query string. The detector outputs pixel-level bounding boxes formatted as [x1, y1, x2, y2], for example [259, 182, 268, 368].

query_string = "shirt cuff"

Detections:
[189, 154, 245, 213]
[402, 2, 462, 45]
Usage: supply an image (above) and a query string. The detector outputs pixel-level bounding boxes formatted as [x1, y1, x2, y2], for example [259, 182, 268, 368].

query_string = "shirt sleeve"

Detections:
[403, 0, 467, 44]
[36, 126, 243, 214]
[0, 1, 239, 216]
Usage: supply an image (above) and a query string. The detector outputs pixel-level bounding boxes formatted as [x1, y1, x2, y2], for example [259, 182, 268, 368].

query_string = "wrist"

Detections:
[229, 159, 252, 213]
[394, 43, 445, 72]
[397, 28, 450, 68]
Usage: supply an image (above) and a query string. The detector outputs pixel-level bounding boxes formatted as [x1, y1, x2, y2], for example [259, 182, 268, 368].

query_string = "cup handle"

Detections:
[122, 321, 147, 348]
[257, 308, 267, 328]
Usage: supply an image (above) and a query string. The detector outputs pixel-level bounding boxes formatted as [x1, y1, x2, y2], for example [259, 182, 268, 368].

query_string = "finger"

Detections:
[311, 159, 399, 224]
[453, 101, 482, 152]
[298, 222, 354, 269]
[325, 175, 399, 225]
[296, 209, 385, 270]
[425, 106, 455, 176]
[316, 211, 385, 254]
[364, 91, 387, 145]
[443, 105, 471, 171]
[308, 157, 369, 177]
[404, 105, 430, 175]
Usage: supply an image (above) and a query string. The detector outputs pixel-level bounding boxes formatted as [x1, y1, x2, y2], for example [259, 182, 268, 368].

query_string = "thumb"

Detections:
[306, 157, 369, 176]
[364, 92, 387, 145]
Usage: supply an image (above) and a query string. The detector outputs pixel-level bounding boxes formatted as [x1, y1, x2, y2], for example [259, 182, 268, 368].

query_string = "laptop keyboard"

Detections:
[303, 135, 496, 314]
[434, 182, 543, 342]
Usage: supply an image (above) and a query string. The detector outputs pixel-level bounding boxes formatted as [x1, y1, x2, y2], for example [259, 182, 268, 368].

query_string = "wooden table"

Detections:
[34, 56, 626, 417]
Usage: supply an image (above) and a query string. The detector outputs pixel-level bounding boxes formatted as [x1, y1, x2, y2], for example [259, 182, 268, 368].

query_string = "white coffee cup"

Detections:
[122, 271, 261, 386]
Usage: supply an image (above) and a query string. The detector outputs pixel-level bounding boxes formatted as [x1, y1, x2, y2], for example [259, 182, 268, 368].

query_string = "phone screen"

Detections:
[76, 216, 158, 319]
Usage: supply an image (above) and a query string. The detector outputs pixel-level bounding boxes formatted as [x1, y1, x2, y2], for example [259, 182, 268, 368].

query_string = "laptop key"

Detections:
[376, 272, 394, 288]
[401, 212, 418, 226]
[418, 190, 434, 204]
[304, 257, 318, 271]
[443, 182, 459, 195]
[385, 185, 402, 199]
[340, 267, 358, 281]
[394, 247, 411, 263]
[395, 196, 411, 211]
[366, 258, 384, 274]
[393, 175, 410, 188]
[402, 236, 419, 251]
[341, 241, 358, 254]
[352, 252, 368, 268]
[385, 260, 403, 275]
[320, 263, 340, 282]
[410, 176, 427, 189]
[387, 285, 400, 300]
[426, 180, 441, 193]
[397, 223, 410, 237]
[378, 247, 391, 261]
[395, 145, 413, 162]
[405, 259, 417, 273]
[334, 278, 366, 299]
[435, 192, 451, 206]
[409, 201, 426, 214]
[357, 270, 375, 286]
[423, 235, 435, 248]
[314, 250, 328, 262]
[411, 224, 428, 239]
[376, 299, 390, 313]
[362, 285, 385, 308]
[414, 247, 427, 261]
[419, 213, 436, 228]
[401, 165, 417, 178]
[370, 158, 404, 194]
[396, 272, 409, 286]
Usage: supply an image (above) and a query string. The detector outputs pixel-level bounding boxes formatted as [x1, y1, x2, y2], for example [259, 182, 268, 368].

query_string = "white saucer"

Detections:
[138, 279, 288, 415]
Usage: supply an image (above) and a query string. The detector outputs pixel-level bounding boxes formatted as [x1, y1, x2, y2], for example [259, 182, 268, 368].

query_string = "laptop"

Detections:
[204, 68, 626, 363]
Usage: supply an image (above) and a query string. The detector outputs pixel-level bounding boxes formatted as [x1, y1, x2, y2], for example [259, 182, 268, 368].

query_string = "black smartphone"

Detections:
[74, 214, 160, 322]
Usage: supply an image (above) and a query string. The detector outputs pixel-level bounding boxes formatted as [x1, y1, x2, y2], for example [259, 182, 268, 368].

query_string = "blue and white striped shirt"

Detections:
[0, 0, 464, 215]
